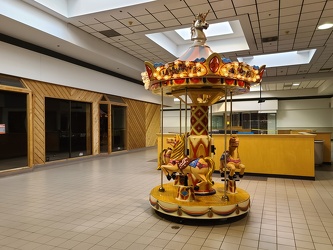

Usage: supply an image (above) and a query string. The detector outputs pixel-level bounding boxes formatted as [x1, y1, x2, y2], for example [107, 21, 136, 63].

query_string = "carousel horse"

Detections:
[161, 134, 215, 191]
[191, 11, 210, 45]
[220, 136, 245, 180]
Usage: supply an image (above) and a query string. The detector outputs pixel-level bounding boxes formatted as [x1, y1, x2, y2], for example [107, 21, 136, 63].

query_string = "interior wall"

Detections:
[0, 41, 173, 106]
[162, 98, 333, 134]
[277, 98, 333, 132]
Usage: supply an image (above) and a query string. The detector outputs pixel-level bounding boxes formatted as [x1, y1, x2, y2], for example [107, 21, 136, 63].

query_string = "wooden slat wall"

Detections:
[22, 79, 102, 165]
[124, 98, 146, 150]
[145, 103, 160, 147]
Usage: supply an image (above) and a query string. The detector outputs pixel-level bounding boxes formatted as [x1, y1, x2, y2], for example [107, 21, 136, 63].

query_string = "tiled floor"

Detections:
[1, 147, 333, 250]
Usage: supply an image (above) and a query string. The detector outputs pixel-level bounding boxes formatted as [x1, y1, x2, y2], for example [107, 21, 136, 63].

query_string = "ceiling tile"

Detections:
[302, 2, 326, 13]
[145, 22, 165, 30]
[280, 0, 303, 8]
[189, 4, 212, 15]
[237, 5, 257, 15]
[152, 11, 174, 21]
[89, 23, 109, 31]
[215, 9, 237, 18]
[135, 14, 158, 24]
[104, 21, 126, 29]
[129, 25, 148, 32]
[171, 8, 193, 18]
[162, 19, 181, 27]
[280, 6, 301, 16]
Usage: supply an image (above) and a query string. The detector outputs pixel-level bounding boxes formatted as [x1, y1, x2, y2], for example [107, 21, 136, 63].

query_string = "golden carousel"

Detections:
[142, 12, 265, 220]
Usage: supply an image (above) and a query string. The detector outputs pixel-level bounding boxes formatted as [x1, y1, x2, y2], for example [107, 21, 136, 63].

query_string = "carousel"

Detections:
[142, 12, 265, 220]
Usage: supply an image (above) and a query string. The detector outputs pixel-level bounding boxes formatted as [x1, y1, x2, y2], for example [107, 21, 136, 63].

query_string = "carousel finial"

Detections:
[191, 10, 210, 45]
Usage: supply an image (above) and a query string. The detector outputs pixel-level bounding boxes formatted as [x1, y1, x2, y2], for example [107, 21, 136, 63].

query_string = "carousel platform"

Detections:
[149, 182, 250, 219]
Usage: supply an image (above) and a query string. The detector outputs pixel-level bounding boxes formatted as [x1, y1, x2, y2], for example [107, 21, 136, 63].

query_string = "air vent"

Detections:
[99, 29, 121, 37]
[261, 36, 278, 43]
[319, 68, 332, 72]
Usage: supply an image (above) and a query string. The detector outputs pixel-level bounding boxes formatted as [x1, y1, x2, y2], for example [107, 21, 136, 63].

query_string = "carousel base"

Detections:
[149, 182, 250, 219]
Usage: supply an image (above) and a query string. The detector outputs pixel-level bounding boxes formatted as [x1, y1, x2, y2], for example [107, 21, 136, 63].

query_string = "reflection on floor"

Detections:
[0, 147, 333, 249]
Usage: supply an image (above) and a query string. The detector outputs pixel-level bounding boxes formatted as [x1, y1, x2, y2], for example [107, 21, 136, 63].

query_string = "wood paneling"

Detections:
[2, 77, 159, 168]
[22, 79, 102, 165]
[124, 98, 146, 150]
[145, 103, 160, 147]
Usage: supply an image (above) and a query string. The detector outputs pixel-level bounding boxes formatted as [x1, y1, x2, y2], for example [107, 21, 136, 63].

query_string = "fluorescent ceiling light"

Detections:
[292, 83, 300, 86]
[238, 49, 317, 68]
[175, 22, 233, 40]
[146, 20, 249, 58]
[318, 23, 333, 30]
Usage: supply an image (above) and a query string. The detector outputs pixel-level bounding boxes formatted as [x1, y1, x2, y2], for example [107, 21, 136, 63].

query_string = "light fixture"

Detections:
[258, 82, 265, 103]
[318, 23, 333, 30]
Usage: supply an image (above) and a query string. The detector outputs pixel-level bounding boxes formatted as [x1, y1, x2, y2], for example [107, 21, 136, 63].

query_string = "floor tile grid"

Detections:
[0, 147, 333, 249]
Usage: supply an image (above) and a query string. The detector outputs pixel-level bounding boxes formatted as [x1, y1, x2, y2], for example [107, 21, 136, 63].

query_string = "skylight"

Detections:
[30, 0, 156, 17]
[238, 49, 317, 68]
[146, 20, 249, 58]
[175, 22, 234, 41]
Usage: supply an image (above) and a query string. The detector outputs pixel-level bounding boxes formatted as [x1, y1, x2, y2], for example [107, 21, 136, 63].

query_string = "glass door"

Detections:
[99, 104, 109, 153]
[0, 90, 28, 170]
[45, 98, 92, 161]
[112, 105, 126, 151]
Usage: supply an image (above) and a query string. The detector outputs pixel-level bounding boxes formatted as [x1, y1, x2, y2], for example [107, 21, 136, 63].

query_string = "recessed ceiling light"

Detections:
[318, 23, 333, 30]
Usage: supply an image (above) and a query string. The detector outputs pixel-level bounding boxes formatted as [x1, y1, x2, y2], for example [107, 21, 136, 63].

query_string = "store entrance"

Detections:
[112, 105, 126, 151]
[99, 95, 127, 153]
[0, 90, 28, 170]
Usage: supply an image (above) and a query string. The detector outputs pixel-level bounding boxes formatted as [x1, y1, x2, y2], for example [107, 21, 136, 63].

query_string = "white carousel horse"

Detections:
[161, 134, 214, 192]
[191, 11, 210, 45]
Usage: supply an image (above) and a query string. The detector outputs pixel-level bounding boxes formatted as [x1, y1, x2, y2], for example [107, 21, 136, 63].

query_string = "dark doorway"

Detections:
[0, 90, 28, 170]
[112, 105, 126, 151]
[45, 98, 92, 161]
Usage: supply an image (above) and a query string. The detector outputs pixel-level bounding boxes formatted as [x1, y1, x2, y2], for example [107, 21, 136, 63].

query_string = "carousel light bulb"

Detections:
[234, 62, 239, 67]
[185, 61, 190, 66]
[189, 73, 194, 77]
[153, 72, 157, 77]
[157, 76, 162, 80]
[256, 75, 260, 79]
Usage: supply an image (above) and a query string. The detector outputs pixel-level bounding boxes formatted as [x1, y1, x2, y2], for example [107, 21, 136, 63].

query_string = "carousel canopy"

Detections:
[142, 11, 265, 106]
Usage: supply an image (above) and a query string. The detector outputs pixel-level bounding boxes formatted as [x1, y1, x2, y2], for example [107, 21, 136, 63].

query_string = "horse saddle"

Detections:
[178, 157, 195, 171]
